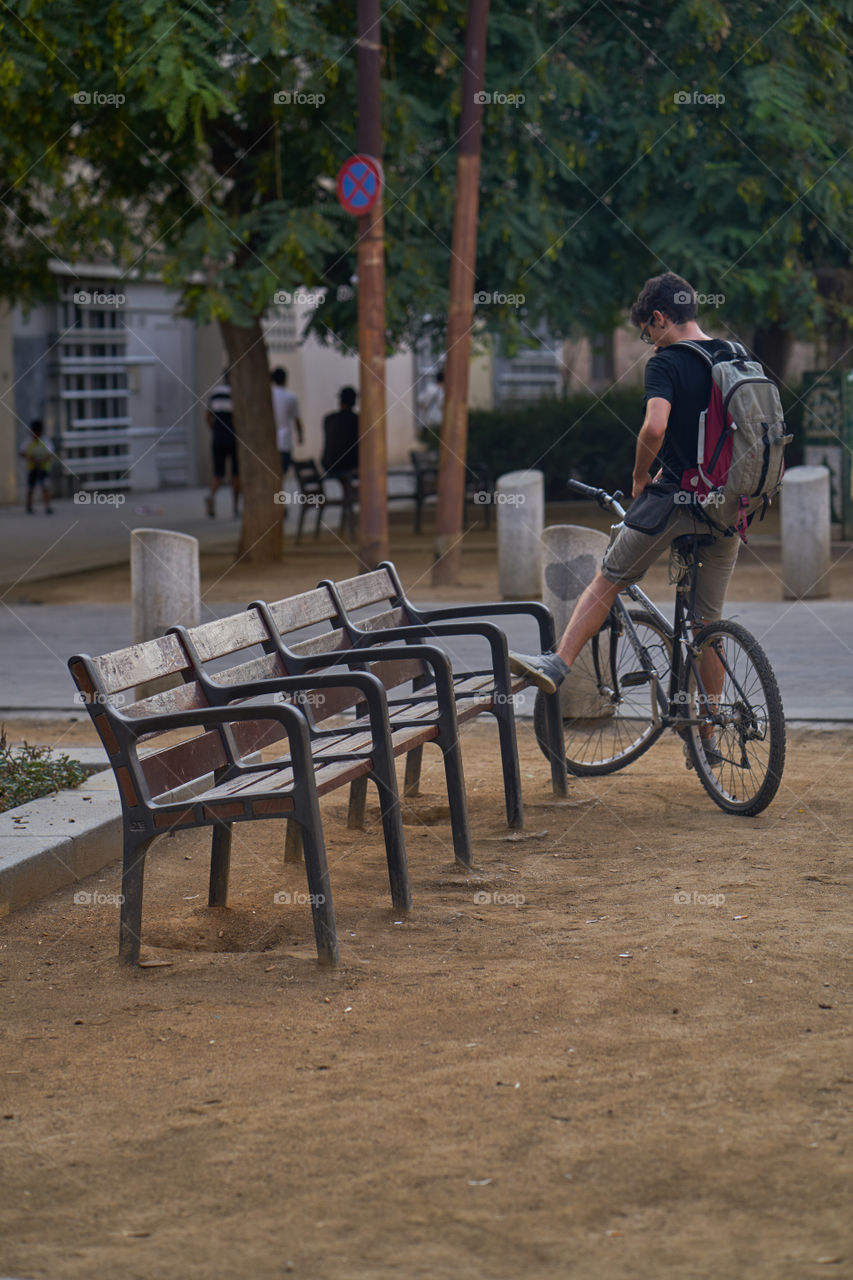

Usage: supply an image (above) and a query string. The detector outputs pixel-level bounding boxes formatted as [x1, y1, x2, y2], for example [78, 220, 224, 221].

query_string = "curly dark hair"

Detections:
[630, 272, 697, 326]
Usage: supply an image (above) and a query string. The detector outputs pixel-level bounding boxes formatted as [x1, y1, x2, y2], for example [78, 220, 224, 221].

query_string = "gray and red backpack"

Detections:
[678, 340, 792, 542]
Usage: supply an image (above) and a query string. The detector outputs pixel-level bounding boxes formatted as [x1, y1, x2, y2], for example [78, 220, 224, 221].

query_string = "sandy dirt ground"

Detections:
[1, 718, 851, 1280]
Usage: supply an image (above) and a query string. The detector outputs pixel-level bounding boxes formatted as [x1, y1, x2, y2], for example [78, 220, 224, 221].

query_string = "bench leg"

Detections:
[492, 704, 524, 830]
[437, 734, 473, 870]
[403, 746, 423, 797]
[291, 805, 339, 966]
[347, 776, 368, 830]
[284, 819, 304, 864]
[542, 690, 569, 797]
[371, 772, 412, 912]
[118, 834, 154, 965]
[208, 822, 232, 906]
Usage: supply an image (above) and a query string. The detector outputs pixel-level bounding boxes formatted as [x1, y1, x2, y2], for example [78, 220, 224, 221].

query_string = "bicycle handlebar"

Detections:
[567, 478, 627, 520]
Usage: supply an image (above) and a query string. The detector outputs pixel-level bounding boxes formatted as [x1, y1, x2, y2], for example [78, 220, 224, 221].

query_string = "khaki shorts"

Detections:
[601, 510, 739, 621]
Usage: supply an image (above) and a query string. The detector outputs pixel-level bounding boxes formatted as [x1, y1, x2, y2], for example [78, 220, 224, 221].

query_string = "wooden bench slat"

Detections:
[267, 589, 340, 632]
[186, 609, 269, 662]
[333, 568, 396, 611]
[91, 634, 188, 694]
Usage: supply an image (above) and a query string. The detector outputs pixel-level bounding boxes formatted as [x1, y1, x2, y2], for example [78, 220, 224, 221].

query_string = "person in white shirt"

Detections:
[270, 368, 304, 477]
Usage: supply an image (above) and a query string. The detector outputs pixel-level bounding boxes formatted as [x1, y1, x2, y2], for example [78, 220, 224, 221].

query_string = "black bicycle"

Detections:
[533, 481, 786, 816]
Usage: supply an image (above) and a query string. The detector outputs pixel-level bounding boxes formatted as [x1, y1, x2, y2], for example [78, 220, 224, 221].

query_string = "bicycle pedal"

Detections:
[620, 671, 651, 687]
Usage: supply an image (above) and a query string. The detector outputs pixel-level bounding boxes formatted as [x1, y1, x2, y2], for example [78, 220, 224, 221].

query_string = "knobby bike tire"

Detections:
[532, 609, 672, 776]
[682, 620, 785, 816]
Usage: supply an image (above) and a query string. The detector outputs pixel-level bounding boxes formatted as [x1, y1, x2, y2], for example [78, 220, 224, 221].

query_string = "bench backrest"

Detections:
[68, 635, 282, 807]
[263, 584, 425, 695]
[329, 567, 413, 635]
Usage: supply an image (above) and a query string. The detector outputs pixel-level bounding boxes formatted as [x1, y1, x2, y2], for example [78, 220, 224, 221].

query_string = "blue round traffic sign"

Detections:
[336, 155, 382, 215]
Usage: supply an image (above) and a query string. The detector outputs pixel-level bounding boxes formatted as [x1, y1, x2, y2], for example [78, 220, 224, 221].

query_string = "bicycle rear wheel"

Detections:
[533, 609, 671, 775]
[683, 620, 785, 815]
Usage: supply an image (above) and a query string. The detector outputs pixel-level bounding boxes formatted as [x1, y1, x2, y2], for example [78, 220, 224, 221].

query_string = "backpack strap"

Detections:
[676, 339, 715, 366]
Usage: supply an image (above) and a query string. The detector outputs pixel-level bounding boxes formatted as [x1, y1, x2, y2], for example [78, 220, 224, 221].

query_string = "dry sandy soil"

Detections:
[1, 715, 851, 1280]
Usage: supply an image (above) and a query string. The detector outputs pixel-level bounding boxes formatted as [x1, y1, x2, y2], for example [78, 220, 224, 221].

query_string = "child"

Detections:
[19, 420, 54, 514]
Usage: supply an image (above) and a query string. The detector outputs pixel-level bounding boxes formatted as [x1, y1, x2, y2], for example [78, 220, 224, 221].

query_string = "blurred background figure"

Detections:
[20, 419, 53, 514]
[205, 372, 240, 518]
[417, 367, 444, 443]
[321, 386, 359, 478]
[271, 367, 304, 480]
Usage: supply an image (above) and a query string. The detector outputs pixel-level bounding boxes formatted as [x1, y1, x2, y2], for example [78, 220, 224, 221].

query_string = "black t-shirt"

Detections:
[321, 408, 359, 474]
[644, 339, 731, 485]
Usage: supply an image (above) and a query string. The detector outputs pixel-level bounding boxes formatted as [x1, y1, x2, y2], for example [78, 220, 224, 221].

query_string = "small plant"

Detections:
[0, 728, 87, 814]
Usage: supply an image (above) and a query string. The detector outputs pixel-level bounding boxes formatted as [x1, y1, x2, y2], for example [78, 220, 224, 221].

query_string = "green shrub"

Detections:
[0, 729, 86, 814]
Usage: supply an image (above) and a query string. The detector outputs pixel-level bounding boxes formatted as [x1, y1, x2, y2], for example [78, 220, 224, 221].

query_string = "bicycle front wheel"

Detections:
[533, 608, 671, 775]
[683, 620, 785, 816]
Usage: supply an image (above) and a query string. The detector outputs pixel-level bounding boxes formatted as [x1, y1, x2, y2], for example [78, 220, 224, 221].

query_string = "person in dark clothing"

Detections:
[205, 372, 240, 518]
[321, 386, 359, 477]
[509, 272, 741, 768]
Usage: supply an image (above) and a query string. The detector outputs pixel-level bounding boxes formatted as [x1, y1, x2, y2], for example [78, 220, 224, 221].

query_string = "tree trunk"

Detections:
[751, 323, 792, 386]
[432, 0, 490, 586]
[356, 0, 388, 570]
[219, 317, 282, 563]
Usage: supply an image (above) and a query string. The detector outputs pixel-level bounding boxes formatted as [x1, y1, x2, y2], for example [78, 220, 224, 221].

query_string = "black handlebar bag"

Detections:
[623, 482, 680, 535]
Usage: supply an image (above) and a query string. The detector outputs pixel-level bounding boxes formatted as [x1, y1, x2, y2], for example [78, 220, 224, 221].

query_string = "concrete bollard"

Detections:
[541, 525, 612, 719]
[497, 469, 544, 599]
[131, 528, 200, 643]
[781, 466, 831, 600]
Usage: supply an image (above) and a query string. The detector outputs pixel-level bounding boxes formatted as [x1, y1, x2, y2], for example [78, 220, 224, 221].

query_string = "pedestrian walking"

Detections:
[205, 372, 240, 518]
[271, 367, 304, 480]
[20, 419, 53, 514]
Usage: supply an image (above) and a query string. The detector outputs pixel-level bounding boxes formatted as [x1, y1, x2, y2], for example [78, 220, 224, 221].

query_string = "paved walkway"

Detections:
[1, 597, 851, 723]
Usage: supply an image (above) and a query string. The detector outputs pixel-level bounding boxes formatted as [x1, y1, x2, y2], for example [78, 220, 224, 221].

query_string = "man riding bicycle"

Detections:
[510, 271, 741, 764]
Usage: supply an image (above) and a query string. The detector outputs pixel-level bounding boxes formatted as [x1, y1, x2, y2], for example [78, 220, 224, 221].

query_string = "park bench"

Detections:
[321, 562, 569, 803]
[172, 590, 474, 867]
[68, 631, 418, 968]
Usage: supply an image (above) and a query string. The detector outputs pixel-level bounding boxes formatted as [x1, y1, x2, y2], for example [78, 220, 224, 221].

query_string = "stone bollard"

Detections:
[541, 525, 612, 718]
[131, 528, 200, 643]
[497, 469, 544, 599]
[781, 466, 831, 600]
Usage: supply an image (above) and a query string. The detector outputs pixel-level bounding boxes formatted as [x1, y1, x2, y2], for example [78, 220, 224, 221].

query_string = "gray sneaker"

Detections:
[508, 650, 569, 695]
[701, 734, 725, 769]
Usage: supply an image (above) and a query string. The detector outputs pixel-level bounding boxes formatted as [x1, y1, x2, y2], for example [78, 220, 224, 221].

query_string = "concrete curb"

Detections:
[0, 767, 121, 916]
